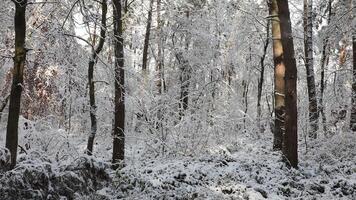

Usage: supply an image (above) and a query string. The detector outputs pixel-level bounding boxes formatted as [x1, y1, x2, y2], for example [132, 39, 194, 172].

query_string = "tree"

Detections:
[142, 0, 154, 71]
[86, 0, 108, 156]
[5, 0, 28, 169]
[303, 0, 318, 138]
[350, 1, 356, 131]
[112, 0, 125, 169]
[156, 0, 166, 93]
[269, 0, 285, 150]
[319, 0, 332, 134]
[257, 19, 270, 132]
[277, 0, 298, 168]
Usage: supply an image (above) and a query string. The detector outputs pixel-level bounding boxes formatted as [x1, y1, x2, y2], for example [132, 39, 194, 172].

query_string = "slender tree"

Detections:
[142, 0, 154, 71]
[350, 0, 356, 131]
[269, 0, 285, 150]
[303, 0, 319, 138]
[156, 0, 166, 93]
[86, 0, 107, 156]
[277, 0, 298, 168]
[257, 21, 270, 132]
[319, 0, 332, 134]
[112, 0, 125, 169]
[6, 0, 28, 170]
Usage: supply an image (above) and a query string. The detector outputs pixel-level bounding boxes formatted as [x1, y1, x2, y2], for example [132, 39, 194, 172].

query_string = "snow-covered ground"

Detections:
[0, 129, 355, 200]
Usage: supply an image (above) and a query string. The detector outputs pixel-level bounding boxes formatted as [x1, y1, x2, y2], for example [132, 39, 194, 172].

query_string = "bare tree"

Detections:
[303, 0, 319, 138]
[86, 0, 108, 156]
[142, 0, 154, 71]
[319, 0, 332, 135]
[6, 0, 28, 170]
[112, 0, 125, 169]
[269, 0, 285, 150]
[277, 0, 298, 168]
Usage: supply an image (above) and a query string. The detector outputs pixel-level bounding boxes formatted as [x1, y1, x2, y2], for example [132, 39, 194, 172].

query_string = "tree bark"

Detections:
[6, 0, 27, 170]
[86, 0, 107, 156]
[351, 35, 356, 131]
[277, 0, 298, 168]
[269, 0, 285, 150]
[319, 0, 332, 134]
[142, 0, 154, 71]
[156, 0, 166, 93]
[112, 0, 125, 169]
[303, 0, 319, 138]
[257, 21, 270, 132]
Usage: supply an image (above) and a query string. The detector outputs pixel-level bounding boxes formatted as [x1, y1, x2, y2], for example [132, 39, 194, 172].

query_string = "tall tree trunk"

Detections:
[86, 0, 107, 156]
[277, 0, 298, 168]
[350, 0, 356, 131]
[156, 0, 166, 93]
[6, 0, 27, 170]
[319, 0, 332, 134]
[112, 0, 125, 169]
[142, 0, 154, 71]
[303, 0, 319, 138]
[269, 0, 285, 150]
[257, 21, 270, 132]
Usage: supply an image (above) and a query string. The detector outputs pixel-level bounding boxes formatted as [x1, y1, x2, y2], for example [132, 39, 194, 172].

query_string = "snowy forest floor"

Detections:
[0, 129, 356, 200]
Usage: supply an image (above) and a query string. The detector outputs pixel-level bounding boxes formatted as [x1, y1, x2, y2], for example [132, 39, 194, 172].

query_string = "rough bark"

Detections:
[277, 0, 298, 168]
[86, 0, 107, 156]
[142, 0, 154, 71]
[269, 0, 285, 150]
[303, 0, 319, 138]
[6, 0, 28, 170]
[112, 0, 125, 169]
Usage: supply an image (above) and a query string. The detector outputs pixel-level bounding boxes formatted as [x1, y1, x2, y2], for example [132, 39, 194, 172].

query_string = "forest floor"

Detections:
[0, 129, 355, 199]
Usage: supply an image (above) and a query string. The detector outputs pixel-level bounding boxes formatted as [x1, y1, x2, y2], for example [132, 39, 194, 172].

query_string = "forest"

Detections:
[0, 0, 355, 199]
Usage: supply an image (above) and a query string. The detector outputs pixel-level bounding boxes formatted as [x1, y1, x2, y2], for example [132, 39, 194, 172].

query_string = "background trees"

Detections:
[0, 0, 354, 179]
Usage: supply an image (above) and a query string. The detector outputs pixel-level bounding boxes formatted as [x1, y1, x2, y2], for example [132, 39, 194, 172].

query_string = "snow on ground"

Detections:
[0, 128, 355, 199]
[110, 133, 356, 200]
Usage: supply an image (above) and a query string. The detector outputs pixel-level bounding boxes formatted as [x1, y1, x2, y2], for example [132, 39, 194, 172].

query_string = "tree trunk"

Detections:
[156, 0, 166, 93]
[112, 0, 125, 169]
[277, 0, 298, 168]
[319, 0, 332, 134]
[303, 0, 319, 138]
[86, 0, 107, 156]
[269, 0, 285, 150]
[142, 0, 154, 71]
[351, 35, 356, 131]
[6, 0, 27, 170]
[257, 21, 270, 132]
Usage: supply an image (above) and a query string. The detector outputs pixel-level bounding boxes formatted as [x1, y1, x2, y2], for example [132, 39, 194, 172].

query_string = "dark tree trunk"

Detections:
[303, 0, 319, 138]
[350, 33, 356, 130]
[86, 0, 107, 156]
[6, 0, 27, 170]
[277, 0, 298, 168]
[112, 0, 125, 170]
[142, 0, 154, 71]
[269, 0, 285, 150]
[257, 21, 270, 132]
